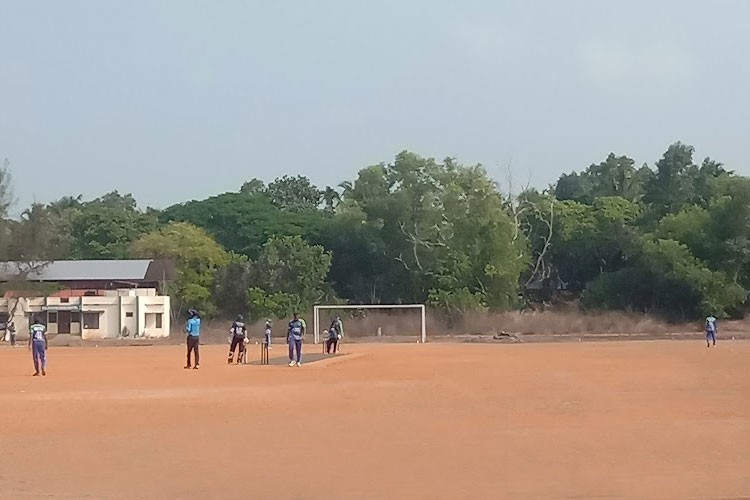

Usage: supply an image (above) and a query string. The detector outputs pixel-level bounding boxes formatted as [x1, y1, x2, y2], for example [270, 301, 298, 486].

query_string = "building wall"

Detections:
[1, 290, 170, 341]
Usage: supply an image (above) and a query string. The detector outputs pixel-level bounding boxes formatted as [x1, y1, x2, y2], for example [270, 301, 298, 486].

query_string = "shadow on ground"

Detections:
[246, 349, 347, 366]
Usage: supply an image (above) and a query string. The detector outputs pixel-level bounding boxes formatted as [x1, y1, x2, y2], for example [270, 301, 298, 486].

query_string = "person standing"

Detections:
[227, 314, 248, 364]
[185, 309, 201, 369]
[28, 316, 48, 376]
[326, 316, 343, 354]
[264, 319, 273, 349]
[705, 315, 717, 348]
[8, 320, 16, 347]
[287, 312, 305, 367]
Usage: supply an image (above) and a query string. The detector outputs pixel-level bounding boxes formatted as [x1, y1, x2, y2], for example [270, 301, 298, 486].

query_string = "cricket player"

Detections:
[227, 314, 248, 364]
[8, 320, 16, 347]
[185, 309, 201, 369]
[326, 316, 343, 354]
[28, 316, 48, 376]
[264, 319, 273, 348]
[287, 312, 305, 366]
[705, 315, 717, 348]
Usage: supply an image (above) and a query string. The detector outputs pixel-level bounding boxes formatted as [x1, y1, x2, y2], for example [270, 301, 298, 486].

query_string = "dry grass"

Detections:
[189, 309, 721, 343]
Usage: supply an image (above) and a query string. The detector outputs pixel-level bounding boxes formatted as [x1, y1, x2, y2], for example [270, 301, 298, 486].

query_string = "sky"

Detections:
[2, 0, 750, 212]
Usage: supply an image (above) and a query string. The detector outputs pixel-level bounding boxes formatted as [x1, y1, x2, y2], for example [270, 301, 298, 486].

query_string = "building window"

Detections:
[48, 312, 58, 324]
[60, 298, 70, 303]
[71, 312, 81, 323]
[155, 313, 163, 329]
[83, 312, 100, 330]
[125, 312, 134, 318]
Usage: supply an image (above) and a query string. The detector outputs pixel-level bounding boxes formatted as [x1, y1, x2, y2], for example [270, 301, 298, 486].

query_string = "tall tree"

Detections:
[266, 175, 323, 212]
[130, 222, 229, 318]
[336, 151, 527, 308]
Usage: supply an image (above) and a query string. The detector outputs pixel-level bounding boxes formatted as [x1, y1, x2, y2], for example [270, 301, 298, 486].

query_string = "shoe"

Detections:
[42, 369, 46, 376]
[289, 361, 296, 367]
[32, 372, 40, 377]
[296, 362, 302, 367]
[227, 358, 233, 364]
[184, 365, 191, 369]
[193, 365, 200, 370]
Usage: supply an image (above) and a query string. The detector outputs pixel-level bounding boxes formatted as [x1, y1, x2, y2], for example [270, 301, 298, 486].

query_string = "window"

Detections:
[71, 312, 81, 323]
[126, 312, 134, 318]
[155, 313, 163, 329]
[60, 298, 70, 303]
[48, 312, 58, 324]
[83, 312, 100, 330]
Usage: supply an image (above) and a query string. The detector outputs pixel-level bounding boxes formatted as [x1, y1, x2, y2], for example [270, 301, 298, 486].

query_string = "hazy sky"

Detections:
[2, 1, 749, 211]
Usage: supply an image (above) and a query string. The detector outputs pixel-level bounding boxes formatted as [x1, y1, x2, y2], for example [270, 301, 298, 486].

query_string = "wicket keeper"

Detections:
[326, 315, 343, 354]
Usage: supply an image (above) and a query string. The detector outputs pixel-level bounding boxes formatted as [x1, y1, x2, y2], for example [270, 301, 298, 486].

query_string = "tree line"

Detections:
[1, 142, 747, 322]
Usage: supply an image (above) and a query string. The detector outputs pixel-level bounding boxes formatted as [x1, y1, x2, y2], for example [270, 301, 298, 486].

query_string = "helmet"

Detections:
[187, 309, 199, 319]
[236, 314, 244, 322]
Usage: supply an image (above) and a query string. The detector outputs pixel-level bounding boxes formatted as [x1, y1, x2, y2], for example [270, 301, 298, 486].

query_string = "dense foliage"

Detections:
[2, 143, 748, 321]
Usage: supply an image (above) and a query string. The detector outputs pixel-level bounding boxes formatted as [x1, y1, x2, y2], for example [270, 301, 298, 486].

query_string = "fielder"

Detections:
[287, 312, 305, 367]
[28, 316, 48, 376]
[705, 315, 717, 348]
[227, 314, 248, 364]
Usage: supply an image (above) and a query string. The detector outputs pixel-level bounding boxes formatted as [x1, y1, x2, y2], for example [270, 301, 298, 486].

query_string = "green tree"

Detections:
[130, 222, 230, 318]
[160, 191, 326, 258]
[644, 142, 696, 216]
[336, 151, 526, 308]
[246, 235, 332, 318]
[583, 238, 745, 320]
[266, 175, 323, 212]
[555, 153, 652, 204]
[63, 191, 159, 259]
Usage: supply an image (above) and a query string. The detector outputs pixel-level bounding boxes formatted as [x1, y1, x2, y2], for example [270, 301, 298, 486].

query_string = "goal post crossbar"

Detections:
[312, 304, 426, 344]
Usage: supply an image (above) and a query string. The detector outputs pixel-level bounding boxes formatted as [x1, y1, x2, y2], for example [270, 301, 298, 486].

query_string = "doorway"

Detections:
[57, 311, 71, 334]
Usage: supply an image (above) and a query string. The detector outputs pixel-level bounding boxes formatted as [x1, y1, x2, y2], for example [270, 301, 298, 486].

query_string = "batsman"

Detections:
[227, 314, 248, 364]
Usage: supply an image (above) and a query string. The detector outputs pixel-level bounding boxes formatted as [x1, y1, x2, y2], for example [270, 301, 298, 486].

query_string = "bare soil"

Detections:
[1, 341, 749, 499]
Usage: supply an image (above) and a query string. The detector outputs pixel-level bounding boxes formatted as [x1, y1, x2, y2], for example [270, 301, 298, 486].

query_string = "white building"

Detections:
[1, 288, 170, 340]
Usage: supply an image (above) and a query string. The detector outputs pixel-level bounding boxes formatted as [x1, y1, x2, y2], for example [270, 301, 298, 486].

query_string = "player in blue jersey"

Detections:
[287, 312, 305, 366]
[28, 316, 48, 376]
[705, 315, 717, 348]
[185, 309, 201, 369]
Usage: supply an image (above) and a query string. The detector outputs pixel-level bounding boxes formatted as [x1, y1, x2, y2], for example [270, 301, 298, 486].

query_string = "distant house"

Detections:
[0, 260, 175, 340]
[0, 259, 175, 290]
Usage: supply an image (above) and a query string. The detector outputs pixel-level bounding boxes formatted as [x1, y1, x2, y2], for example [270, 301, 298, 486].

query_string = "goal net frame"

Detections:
[312, 304, 426, 344]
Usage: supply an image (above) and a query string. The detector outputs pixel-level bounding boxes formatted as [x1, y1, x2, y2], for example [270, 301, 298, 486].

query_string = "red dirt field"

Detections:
[1, 341, 749, 500]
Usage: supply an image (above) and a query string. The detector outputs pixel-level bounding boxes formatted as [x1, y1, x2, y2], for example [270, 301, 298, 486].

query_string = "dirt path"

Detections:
[1, 341, 749, 499]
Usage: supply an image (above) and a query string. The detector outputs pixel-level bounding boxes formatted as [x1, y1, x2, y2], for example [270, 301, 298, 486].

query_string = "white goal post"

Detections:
[312, 304, 426, 344]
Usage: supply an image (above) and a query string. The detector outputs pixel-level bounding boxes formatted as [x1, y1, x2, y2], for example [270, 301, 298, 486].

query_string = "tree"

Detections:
[130, 222, 230, 318]
[160, 191, 326, 258]
[555, 153, 652, 204]
[335, 151, 527, 308]
[266, 175, 323, 212]
[245, 235, 332, 320]
[644, 142, 696, 216]
[583, 238, 745, 320]
[240, 178, 265, 194]
[67, 191, 159, 259]
[6, 204, 71, 261]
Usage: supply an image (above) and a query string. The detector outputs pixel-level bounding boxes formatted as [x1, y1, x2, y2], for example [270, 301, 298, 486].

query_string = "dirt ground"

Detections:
[1, 341, 749, 500]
